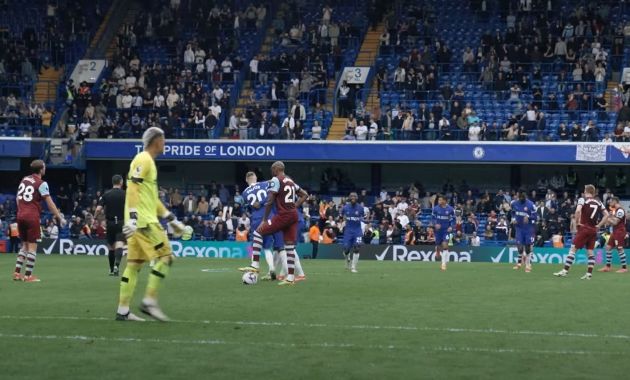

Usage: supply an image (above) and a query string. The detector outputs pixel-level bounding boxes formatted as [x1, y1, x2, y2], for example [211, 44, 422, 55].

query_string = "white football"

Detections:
[242, 272, 258, 285]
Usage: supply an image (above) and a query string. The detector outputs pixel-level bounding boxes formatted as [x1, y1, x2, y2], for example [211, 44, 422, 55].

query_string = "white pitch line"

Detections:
[0, 332, 625, 356]
[0, 314, 628, 341]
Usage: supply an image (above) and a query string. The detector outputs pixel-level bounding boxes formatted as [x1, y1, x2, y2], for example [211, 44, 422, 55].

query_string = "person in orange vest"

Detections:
[552, 233, 564, 248]
[8, 219, 20, 253]
[235, 224, 249, 242]
[321, 223, 336, 244]
[308, 221, 321, 259]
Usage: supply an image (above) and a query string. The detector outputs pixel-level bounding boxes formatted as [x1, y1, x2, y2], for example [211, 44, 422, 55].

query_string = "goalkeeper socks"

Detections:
[619, 250, 627, 269]
[294, 253, 305, 276]
[264, 249, 275, 273]
[118, 262, 142, 314]
[14, 249, 26, 274]
[24, 252, 37, 276]
[108, 249, 115, 272]
[145, 259, 170, 300]
[251, 231, 262, 269]
[285, 245, 295, 282]
[114, 248, 123, 268]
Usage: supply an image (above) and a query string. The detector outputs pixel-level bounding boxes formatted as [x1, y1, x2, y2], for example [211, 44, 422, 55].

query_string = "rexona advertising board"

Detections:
[25, 239, 610, 265]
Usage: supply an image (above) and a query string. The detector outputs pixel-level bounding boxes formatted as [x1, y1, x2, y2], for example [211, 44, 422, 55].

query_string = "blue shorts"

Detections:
[515, 226, 534, 246]
[252, 218, 284, 250]
[435, 230, 448, 246]
[343, 229, 363, 250]
[263, 231, 284, 250]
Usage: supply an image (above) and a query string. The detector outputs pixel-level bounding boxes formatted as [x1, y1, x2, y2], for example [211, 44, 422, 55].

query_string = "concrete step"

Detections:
[326, 117, 348, 140]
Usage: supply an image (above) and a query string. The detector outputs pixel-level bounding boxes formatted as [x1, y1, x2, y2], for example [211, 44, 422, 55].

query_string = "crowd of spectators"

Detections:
[55, 0, 274, 141]
[0, 95, 54, 136]
[0, 0, 106, 137]
[344, 0, 630, 142]
[1, 166, 628, 249]
[228, 1, 378, 140]
[0, 0, 102, 79]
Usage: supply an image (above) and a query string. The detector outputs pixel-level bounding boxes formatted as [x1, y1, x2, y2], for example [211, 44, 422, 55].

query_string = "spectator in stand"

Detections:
[355, 120, 368, 140]
[46, 220, 59, 239]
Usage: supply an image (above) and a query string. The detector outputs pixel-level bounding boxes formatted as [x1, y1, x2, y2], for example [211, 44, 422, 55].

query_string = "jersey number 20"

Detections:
[247, 189, 266, 205]
[17, 183, 35, 202]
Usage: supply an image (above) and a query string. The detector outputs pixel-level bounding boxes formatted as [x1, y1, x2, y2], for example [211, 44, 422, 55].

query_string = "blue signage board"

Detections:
[83, 139, 630, 164]
[0, 138, 32, 157]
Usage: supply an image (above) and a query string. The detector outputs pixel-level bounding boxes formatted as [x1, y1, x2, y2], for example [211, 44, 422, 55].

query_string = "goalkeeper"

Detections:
[115, 127, 185, 322]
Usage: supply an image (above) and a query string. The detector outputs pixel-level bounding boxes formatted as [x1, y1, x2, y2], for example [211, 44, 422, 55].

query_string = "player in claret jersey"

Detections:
[554, 185, 608, 280]
[240, 161, 308, 286]
[598, 197, 628, 273]
[13, 160, 66, 282]
[511, 190, 537, 272]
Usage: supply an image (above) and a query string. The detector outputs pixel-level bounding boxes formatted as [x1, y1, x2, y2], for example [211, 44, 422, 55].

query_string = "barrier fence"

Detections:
[1, 238, 617, 265]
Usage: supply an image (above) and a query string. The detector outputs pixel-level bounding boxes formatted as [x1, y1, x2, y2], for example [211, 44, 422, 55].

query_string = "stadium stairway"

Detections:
[105, 3, 141, 62]
[86, 0, 120, 57]
[34, 67, 64, 105]
[228, 10, 278, 138]
[327, 117, 348, 139]
[360, 23, 385, 112]
[327, 24, 383, 140]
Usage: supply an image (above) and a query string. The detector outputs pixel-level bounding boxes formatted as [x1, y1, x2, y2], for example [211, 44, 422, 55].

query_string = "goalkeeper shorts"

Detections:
[127, 223, 171, 261]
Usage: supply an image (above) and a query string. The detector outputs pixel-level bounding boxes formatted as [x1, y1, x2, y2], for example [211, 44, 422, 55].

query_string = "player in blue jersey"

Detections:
[243, 171, 306, 282]
[510, 190, 537, 272]
[432, 195, 455, 271]
[243, 172, 284, 280]
[341, 192, 365, 273]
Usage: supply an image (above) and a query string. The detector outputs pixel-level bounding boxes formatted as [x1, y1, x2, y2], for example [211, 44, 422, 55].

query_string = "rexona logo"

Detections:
[491, 247, 583, 264]
[170, 242, 249, 258]
[42, 239, 110, 256]
[373, 245, 472, 262]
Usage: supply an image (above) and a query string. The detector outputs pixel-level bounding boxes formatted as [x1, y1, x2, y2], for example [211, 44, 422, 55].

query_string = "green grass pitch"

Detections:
[1, 255, 629, 379]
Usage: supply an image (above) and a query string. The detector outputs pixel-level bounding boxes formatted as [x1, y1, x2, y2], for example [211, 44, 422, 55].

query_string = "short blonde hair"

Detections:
[584, 184, 596, 196]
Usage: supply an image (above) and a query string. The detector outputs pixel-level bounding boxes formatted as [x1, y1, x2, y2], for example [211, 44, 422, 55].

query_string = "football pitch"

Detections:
[1, 255, 629, 379]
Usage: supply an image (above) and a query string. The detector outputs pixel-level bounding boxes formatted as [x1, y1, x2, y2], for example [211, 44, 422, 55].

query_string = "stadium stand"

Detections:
[0, 0, 110, 138]
[335, 0, 629, 142]
[2, 165, 629, 249]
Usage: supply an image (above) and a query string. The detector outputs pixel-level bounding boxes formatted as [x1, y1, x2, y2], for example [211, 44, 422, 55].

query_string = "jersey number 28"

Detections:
[17, 183, 35, 202]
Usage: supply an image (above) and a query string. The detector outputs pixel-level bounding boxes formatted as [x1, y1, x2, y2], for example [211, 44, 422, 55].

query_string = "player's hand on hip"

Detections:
[123, 211, 138, 238]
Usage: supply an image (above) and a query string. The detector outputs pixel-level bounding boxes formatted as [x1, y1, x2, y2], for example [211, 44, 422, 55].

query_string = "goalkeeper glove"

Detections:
[123, 211, 138, 238]
[163, 211, 185, 237]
